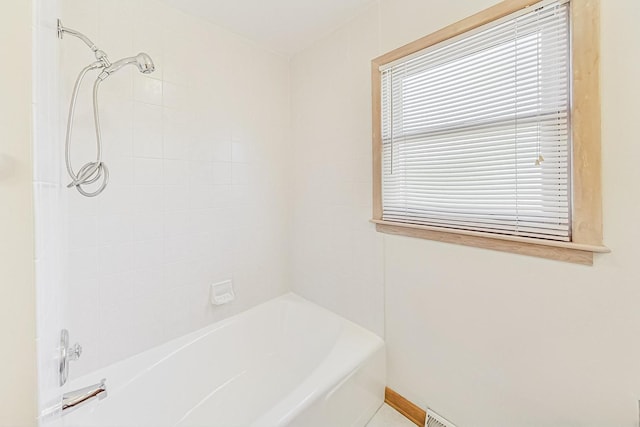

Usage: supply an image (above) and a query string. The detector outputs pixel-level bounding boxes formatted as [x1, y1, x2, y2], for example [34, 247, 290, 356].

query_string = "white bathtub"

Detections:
[61, 293, 386, 427]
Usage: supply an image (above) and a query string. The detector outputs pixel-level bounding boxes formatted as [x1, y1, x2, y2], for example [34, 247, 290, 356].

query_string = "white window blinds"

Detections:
[381, 0, 571, 241]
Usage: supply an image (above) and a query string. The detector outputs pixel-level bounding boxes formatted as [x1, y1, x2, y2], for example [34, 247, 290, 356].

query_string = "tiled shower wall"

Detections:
[38, 0, 291, 393]
[33, 0, 65, 417]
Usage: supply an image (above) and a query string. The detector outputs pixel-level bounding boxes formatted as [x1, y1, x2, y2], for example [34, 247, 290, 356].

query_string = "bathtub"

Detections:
[60, 293, 386, 427]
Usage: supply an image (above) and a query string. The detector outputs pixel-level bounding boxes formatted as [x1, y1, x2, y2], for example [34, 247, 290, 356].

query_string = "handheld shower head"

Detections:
[134, 53, 155, 74]
[101, 52, 155, 78]
[60, 20, 158, 198]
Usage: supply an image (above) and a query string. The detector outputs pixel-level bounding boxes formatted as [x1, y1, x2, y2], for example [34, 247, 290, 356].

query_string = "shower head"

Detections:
[101, 52, 155, 78]
[133, 53, 155, 74]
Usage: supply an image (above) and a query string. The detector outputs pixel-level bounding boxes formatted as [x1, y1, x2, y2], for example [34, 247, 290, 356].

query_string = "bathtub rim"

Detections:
[56, 292, 385, 427]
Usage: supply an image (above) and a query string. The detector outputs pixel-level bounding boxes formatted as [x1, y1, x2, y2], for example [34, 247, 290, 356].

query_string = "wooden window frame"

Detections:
[371, 0, 608, 265]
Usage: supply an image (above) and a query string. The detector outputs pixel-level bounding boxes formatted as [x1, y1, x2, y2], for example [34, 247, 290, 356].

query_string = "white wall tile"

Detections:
[133, 75, 163, 106]
[131, 267, 165, 300]
[68, 215, 97, 250]
[101, 99, 134, 158]
[163, 159, 189, 185]
[163, 259, 198, 290]
[133, 185, 164, 214]
[163, 236, 192, 264]
[211, 162, 232, 185]
[163, 185, 189, 211]
[97, 243, 134, 275]
[133, 103, 163, 158]
[133, 239, 164, 269]
[162, 82, 188, 110]
[104, 156, 133, 186]
[68, 248, 98, 286]
[134, 158, 163, 185]
[212, 141, 232, 162]
[97, 214, 134, 246]
[187, 160, 212, 185]
[98, 271, 134, 309]
[164, 211, 190, 238]
[97, 185, 135, 215]
[133, 213, 164, 241]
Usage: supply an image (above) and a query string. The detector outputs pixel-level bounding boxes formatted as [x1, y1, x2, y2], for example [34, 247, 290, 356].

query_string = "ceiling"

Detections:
[159, 0, 376, 55]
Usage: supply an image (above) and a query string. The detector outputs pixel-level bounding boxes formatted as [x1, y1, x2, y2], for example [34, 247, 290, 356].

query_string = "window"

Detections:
[371, 0, 607, 265]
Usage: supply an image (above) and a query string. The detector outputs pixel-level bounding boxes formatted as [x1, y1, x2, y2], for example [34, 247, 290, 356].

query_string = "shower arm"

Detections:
[57, 19, 111, 66]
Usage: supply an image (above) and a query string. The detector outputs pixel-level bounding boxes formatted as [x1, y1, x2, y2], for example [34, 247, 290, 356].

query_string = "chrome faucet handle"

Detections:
[59, 329, 82, 386]
[68, 342, 82, 362]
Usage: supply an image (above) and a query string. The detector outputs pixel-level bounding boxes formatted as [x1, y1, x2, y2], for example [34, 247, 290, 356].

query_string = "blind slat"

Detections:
[381, 0, 571, 241]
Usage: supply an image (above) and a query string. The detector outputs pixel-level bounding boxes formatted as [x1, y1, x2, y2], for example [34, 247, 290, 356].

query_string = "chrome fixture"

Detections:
[58, 19, 155, 197]
[103, 53, 155, 76]
[59, 329, 82, 386]
[62, 378, 108, 414]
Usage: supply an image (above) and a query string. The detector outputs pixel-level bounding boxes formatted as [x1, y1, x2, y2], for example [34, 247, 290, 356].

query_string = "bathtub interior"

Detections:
[61, 294, 379, 427]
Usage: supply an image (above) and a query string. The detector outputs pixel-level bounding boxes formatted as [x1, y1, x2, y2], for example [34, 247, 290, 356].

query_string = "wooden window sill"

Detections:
[371, 220, 609, 266]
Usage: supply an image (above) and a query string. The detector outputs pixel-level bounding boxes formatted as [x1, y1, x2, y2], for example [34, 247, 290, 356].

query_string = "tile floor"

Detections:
[367, 403, 416, 427]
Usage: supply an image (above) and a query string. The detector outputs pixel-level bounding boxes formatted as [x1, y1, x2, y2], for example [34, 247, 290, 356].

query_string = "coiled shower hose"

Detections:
[64, 61, 110, 197]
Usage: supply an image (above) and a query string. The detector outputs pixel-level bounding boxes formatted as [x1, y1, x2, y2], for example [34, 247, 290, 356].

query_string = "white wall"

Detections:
[291, 1, 640, 426]
[0, 0, 38, 425]
[290, 3, 385, 337]
[38, 0, 291, 387]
